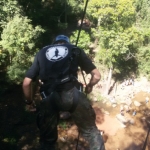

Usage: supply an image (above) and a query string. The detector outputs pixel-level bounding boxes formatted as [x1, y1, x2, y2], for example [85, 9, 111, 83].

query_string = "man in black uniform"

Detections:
[22, 35, 105, 150]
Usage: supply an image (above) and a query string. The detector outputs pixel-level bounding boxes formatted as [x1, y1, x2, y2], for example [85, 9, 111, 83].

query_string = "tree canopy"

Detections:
[0, 0, 150, 84]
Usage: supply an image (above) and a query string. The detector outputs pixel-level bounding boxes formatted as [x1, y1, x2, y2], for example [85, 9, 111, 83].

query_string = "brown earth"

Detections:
[93, 92, 150, 150]
[0, 85, 150, 150]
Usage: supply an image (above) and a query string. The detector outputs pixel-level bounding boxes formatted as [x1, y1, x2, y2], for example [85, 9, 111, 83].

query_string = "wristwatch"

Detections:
[24, 99, 33, 105]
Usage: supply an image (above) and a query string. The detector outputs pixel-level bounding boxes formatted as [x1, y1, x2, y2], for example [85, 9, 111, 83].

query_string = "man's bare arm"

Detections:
[22, 77, 33, 103]
[85, 68, 101, 94]
[89, 68, 101, 86]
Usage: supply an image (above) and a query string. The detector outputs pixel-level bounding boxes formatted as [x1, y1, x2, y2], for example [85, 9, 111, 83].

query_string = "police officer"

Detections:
[22, 35, 105, 150]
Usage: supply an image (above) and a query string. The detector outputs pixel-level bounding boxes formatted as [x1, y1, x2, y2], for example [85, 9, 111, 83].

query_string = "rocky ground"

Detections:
[91, 76, 150, 150]
[0, 76, 150, 150]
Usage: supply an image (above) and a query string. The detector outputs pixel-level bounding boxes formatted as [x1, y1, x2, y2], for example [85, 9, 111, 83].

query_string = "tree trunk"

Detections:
[105, 68, 113, 95]
[113, 81, 117, 96]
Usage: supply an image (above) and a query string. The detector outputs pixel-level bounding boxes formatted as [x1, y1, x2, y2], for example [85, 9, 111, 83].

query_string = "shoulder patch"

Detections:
[46, 46, 68, 62]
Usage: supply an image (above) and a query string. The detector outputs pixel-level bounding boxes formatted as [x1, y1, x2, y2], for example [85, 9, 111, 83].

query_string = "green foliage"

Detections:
[59, 121, 67, 129]
[135, 0, 150, 26]
[70, 30, 91, 54]
[140, 27, 150, 46]
[57, 23, 68, 29]
[1, 0, 150, 83]
[2, 137, 16, 144]
[0, 0, 22, 27]
[0, 15, 45, 83]
[88, 0, 135, 29]
[0, 49, 8, 65]
[137, 45, 150, 79]
[88, 0, 141, 77]
[1, 15, 44, 54]
[94, 26, 142, 68]
[7, 63, 28, 84]
[67, 0, 84, 14]
[133, 0, 150, 78]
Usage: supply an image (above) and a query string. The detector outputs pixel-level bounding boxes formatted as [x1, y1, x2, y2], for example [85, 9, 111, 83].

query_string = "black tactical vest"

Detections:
[37, 43, 79, 81]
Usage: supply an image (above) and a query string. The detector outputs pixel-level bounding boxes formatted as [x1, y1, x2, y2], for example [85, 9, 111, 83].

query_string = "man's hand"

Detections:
[85, 84, 93, 94]
[25, 101, 36, 112]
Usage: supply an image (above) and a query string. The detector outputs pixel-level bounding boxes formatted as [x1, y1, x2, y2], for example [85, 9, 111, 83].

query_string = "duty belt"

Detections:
[40, 75, 79, 113]
[40, 75, 77, 99]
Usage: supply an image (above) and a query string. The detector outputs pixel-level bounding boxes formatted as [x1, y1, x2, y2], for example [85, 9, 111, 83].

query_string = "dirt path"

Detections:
[0, 85, 150, 150]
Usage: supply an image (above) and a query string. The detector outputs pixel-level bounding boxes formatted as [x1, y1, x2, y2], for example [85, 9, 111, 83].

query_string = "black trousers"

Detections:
[36, 94, 59, 147]
[36, 87, 105, 150]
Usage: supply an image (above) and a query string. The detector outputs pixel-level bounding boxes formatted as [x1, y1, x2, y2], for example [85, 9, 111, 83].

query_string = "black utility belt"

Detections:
[59, 75, 72, 84]
[43, 75, 77, 85]
[40, 75, 77, 99]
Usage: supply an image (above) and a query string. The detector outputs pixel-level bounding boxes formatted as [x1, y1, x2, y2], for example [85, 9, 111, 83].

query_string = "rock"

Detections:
[129, 119, 135, 124]
[21, 145, 29, 150]
[112, 104, 117, 107]
[120, 105, 124, 111]
[141, 117, 146, 120]
[93, 97, 98, 102]
[124, 105, 130, 112]
[145, 96, 149, 103]
[120, 105, 124, 115]
[67, 125, 78, 138]
[100, 130, 104, 135]
[120, 100, 126, 104]
[147, 89, 150, 93]
[59, 136, 66, 142]
[120, 112, 124, 116]
[120, 123, 126, 128]
[125, 98, 132, 106]
[59, 111, 71, 120]
[116, 114, 128, 124]
[109, 96, 116, 104]
[104, 111, 110, 115]
[134, 101, 141, 107]
[106, 102, 111, 107]
[102, 99, 107, 104]
[101, 108, 110, 115]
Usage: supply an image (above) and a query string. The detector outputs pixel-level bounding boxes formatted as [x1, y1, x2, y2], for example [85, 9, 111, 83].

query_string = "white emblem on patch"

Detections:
[46, 46, 68, 62]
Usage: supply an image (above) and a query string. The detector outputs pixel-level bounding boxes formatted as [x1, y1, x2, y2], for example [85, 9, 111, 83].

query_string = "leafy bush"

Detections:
[0, 15, 45, 83]
[70, 30, 91, 54]
[137, 45, 150, 79]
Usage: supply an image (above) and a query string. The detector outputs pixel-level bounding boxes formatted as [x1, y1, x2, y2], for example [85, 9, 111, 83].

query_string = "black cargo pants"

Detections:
[37, 87, 105, 150]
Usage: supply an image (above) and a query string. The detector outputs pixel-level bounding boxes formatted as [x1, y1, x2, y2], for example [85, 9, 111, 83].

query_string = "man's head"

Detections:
[53, 35, 70, 44]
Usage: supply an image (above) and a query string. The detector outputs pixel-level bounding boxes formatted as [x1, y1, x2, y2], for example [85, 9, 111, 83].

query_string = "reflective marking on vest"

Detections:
[46, 46, 68, 62]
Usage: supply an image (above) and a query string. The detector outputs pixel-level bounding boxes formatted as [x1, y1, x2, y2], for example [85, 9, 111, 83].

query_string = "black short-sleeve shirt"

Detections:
[25, 43, 96, 80]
